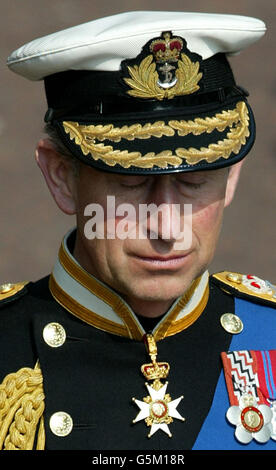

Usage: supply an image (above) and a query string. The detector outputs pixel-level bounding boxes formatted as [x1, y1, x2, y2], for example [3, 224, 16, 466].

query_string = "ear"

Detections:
[35, 139, 77, 215]
[224, 160, 244, 208]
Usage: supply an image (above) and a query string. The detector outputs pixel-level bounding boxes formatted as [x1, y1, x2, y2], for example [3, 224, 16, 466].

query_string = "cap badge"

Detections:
[150, 32, 183, 89]
[123, 32, 202, 100]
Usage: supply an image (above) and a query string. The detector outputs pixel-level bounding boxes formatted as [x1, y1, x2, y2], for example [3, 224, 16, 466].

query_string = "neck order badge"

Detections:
[132, 334, 185, 438]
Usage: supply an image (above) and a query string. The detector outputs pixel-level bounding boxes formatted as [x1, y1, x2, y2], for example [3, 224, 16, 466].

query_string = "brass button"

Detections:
[220, 313, 243, 334]
[43, 322, 66, 347]
[226, 273, 242, 284]
[0, 283, 14, 294]
[49, 411, 73, 437]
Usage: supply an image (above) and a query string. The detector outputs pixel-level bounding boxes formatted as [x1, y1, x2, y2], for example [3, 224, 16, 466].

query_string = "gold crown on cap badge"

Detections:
[123, 31, 203, 100]
[150, 32, 183, 63]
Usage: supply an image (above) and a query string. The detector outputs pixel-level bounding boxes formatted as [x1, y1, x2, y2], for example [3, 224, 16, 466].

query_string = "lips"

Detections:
[137, 254, 186, 261]
[131, 252, 192, 270]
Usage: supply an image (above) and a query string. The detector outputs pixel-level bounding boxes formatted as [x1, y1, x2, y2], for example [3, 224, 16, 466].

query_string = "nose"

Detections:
[141, 175, 187, 242]
[149, 175, 175, 207]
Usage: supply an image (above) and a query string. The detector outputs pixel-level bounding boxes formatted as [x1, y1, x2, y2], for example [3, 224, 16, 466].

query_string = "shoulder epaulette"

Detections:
[211, 271, 276, 308]
[0, 281, 29, 308]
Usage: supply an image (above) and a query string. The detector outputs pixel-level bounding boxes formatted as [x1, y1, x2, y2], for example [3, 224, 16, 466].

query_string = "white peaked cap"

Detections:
[7, 11, 266, 81]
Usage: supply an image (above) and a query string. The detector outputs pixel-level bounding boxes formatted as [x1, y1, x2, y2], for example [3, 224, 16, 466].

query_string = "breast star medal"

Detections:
[132, 334, 185, 438]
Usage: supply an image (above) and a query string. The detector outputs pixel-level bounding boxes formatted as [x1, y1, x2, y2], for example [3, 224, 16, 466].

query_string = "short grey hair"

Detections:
[44, 122, 80, 177]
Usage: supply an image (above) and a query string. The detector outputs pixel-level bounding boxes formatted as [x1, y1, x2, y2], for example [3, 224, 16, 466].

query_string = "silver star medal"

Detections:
[132, 334, 185, 438]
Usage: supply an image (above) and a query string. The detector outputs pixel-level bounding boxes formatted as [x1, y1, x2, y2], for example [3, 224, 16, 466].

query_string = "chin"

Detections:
[122, 275, 192, 303]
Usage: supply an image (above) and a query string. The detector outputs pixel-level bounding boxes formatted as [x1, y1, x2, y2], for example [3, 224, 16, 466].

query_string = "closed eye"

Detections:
[120, 177, 149, 188]
[176, 179, 205, 189]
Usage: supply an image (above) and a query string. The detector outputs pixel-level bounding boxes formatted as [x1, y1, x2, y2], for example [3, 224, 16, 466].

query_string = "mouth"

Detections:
[131, 253, 192, 270]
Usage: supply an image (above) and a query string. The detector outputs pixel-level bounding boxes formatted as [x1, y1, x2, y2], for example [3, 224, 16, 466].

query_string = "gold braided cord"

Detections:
[0, 363, 45, 450]
[36, 415, 45, 450]
[63, 101, 249, 169]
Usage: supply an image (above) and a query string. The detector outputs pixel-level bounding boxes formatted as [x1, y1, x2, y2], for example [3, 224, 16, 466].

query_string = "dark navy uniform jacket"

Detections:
[0, 237, 275, 450]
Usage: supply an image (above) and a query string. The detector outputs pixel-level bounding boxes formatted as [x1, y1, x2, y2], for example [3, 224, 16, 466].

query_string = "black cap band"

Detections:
[44, 53, 237, 121]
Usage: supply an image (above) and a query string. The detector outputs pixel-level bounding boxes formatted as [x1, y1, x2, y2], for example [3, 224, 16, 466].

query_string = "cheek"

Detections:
[192, 199, 224, 241]
[113, 211, 138, 241]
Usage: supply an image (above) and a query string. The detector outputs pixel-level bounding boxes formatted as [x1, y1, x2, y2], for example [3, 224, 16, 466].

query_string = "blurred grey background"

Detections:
[0, 0, 275, 285]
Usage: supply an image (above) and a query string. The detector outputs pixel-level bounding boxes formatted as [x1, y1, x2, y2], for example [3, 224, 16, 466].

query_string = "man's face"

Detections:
[72, 166, 231, 311]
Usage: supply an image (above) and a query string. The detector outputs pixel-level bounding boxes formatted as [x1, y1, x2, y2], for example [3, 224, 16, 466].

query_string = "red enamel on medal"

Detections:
[251, 282, 261, 289]
[150, 400, 169, 419]
[241, 406, 264, 433]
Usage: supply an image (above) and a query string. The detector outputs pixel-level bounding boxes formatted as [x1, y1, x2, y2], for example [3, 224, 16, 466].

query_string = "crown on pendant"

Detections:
[141, 362, 170, 381]
[141, 334, 170, 381]
[149, 32, 183, 63]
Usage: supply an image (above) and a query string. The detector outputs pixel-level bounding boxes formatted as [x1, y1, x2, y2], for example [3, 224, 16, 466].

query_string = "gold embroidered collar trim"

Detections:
[49, 230, 209, 341]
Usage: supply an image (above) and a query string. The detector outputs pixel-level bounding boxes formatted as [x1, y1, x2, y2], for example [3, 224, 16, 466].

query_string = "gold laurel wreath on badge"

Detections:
[63, 101, 249, 169]
[123, 53, 202, 100]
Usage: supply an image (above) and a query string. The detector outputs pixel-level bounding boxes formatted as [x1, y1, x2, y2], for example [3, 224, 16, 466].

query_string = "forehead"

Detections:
[78, 163, 229, 183]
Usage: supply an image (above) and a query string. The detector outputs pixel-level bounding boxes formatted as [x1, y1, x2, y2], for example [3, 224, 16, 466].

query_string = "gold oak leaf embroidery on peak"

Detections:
[62, 101, 249, 169]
